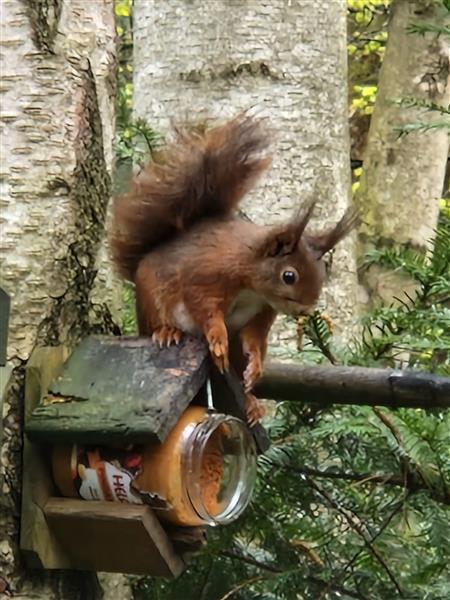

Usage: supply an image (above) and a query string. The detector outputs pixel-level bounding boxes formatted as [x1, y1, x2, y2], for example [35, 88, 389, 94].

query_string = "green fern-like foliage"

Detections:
[354, 209, 450, 375]
[395, 1, 450, 136]
[394, 101, 450, 135]
[394, 97, 450, 137]
[115, 117, 162, 167]
[407, 22, 450, 37]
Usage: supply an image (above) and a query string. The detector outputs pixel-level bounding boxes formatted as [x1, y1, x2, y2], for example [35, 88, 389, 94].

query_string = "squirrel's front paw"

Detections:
[243, 350, 263, 392]
[245, 392, 265, 427]
[152, 326, 183, 348]
[205, 326, 229, 373]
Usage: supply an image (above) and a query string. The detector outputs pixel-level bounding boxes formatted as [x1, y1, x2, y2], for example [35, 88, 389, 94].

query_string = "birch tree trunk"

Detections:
[0, 1, 128, 597]
[133, 0, 358, 350]
[357, 0, 450, 306]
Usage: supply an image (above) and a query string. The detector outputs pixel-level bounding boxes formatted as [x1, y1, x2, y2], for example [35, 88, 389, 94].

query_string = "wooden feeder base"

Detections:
[43, 498, 184, 576]
[20, 346, 185, 576]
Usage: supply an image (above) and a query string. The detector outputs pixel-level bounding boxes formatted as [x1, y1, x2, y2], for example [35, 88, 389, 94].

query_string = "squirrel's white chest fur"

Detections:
[225, 290, 266, 332]
[172, 291, 266, 335]
[172, 302, 197, 333]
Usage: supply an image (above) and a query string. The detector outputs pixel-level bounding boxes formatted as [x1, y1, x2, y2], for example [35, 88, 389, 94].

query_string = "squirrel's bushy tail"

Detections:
[110, 113, 271, 280]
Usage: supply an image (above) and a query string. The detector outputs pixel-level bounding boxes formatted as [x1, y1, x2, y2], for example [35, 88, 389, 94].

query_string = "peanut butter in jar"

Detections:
[52, 406, 257, 527]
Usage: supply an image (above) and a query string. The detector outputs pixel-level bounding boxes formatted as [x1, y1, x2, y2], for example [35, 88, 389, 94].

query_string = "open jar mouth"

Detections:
[181, 412, 257, 526]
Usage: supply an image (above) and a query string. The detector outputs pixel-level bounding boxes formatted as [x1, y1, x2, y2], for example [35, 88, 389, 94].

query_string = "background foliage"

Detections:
[114, 1, 450, 598]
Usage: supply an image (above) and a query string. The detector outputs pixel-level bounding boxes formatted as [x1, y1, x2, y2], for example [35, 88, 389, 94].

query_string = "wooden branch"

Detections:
[254, 362, 450, 409]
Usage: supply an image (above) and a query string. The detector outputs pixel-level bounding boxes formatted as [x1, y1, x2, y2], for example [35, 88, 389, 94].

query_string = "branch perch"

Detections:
[255, 362, 450, 409]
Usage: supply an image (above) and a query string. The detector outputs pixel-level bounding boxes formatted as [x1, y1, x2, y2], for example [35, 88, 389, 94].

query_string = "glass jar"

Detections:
[52, 406, 257, 527]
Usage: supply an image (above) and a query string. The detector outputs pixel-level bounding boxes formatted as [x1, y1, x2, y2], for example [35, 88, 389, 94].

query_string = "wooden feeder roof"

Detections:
[26, 335, 210, 446]
[25, 335, 270, 452]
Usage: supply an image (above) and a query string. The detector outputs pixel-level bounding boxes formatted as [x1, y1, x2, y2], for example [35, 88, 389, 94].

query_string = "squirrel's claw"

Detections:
[209, 343, 230, 373]
[245, 392, 265, 427]
[205, 323, 229, 373]
[152, 326, 183, 348]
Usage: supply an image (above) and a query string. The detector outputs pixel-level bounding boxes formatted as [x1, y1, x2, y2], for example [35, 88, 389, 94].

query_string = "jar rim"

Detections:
[181, 411, 257, 526]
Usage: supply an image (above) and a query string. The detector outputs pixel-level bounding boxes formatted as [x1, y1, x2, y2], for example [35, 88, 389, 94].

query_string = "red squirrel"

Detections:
[110, 114, 358, 424]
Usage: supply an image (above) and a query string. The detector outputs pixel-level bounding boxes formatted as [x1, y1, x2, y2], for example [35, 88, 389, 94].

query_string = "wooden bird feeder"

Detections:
[22, 332, 449, 578]
[21, 335, 269, 577]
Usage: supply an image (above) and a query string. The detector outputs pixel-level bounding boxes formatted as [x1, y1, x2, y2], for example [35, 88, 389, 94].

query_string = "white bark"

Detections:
[0, 1, 126, 597]
[357, 0, 450, 306]
[133, 0, 358, 351]
[0, 0, 119, 361]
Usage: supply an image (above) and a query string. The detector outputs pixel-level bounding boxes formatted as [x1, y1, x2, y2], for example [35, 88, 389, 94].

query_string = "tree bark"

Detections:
[357, 0, 450, 306]
[0, 1, 128, 597]
[132, 0, 358, 349]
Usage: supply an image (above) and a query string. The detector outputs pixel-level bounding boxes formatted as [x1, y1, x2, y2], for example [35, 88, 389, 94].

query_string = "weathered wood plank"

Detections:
[26, 335, 210, 445]
[44, 498, 185, 576]
[20, 346, 73, 569]
[255, 362, 450, 409]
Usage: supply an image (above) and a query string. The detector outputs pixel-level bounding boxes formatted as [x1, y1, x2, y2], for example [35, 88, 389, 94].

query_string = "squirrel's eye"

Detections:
[282, 270, 297, 285]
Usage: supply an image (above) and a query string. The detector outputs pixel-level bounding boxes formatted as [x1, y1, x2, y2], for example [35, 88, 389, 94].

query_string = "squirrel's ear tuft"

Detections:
[260, 200, 316, 257]
[261, 226, 299, 258]
[306, 207, 360, 259]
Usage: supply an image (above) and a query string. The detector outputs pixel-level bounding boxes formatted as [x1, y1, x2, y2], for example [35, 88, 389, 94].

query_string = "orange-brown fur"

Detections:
[110, 114, 358, 424]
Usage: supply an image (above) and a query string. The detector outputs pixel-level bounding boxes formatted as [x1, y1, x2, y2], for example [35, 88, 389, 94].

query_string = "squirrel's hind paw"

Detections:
[243, 351, 263, 392]
[152, 326, 183, 348]
[245, 393, 266, 427]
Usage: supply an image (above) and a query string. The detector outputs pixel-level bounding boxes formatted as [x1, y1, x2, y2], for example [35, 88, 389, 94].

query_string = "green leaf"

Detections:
[115, 1, 130, 17]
